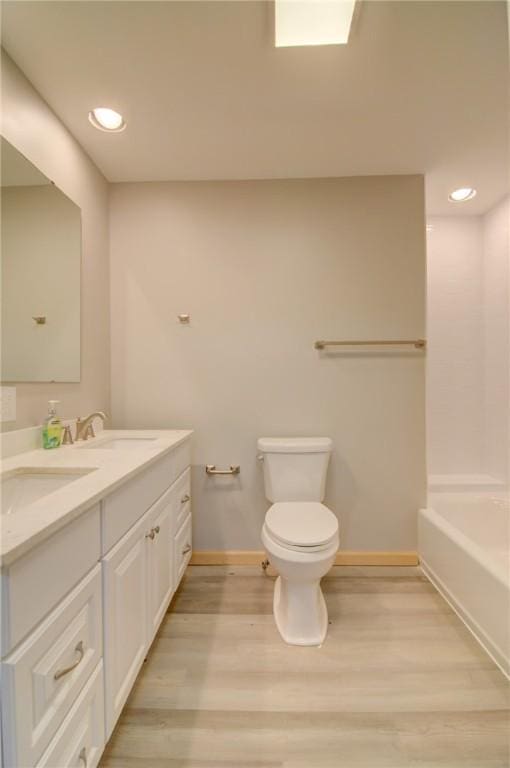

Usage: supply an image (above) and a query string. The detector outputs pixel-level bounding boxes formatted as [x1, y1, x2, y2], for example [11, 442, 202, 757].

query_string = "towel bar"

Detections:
[315, 339, 426, 350]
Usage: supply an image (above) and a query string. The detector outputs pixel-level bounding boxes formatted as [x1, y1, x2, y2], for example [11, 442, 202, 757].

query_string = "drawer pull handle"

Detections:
[54, 641, 84, 680]
[146, 529, 156, 540]
[79, 747, 87, 766]
[182, 544, 192, 555]
[181, 493, 191, 504]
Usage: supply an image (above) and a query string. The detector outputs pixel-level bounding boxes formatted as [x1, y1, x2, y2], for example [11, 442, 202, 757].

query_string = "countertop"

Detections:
[1, 429, 193, 567]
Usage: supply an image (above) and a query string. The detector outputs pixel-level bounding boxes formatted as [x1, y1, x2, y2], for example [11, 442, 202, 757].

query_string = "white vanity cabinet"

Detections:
[1, 432, 192, 768]
[175, 510, 192, 586]
[147, 488, 174, 642]
[102, 465, 191, 738]
[102, 488, 176, 737]
[172, 467, 192, 588]
[102, 510, 149, 738]
[1, 508, 103, 768]
[1, 505, 101, 655]
[2, 565, 103, 768]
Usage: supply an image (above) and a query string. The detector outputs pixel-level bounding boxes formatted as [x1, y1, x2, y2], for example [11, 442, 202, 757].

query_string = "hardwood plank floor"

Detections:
[101, 565, 510, 768]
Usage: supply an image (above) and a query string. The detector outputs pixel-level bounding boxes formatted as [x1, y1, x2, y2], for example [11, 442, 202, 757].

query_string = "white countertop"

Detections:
[1, 429, 193, 567]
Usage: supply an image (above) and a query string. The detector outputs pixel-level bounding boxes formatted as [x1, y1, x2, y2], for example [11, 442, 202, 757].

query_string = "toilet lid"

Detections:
[265, 502, 338, 548]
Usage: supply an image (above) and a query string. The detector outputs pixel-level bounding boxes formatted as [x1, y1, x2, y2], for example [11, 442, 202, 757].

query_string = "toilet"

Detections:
[258, 437, 339, 646]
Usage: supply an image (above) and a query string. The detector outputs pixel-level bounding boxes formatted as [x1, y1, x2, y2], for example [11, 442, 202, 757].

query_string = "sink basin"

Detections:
[80, 438, 158, 450]
[1, 468, 95, 515]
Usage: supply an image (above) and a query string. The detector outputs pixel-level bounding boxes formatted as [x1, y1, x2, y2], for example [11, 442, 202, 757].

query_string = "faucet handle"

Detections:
[61, 425, 74, 445]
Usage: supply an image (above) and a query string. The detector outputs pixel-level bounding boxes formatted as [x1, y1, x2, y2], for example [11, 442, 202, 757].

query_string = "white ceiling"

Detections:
[1, 1, 508, 215]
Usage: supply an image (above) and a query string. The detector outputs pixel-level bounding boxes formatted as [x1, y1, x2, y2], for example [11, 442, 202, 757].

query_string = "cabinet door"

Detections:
[103, 514, 148, 738]
[147, 491, 173, 643]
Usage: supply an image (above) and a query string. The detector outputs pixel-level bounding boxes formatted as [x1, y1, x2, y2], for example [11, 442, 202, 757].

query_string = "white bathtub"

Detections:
[419, 491, 510, 677]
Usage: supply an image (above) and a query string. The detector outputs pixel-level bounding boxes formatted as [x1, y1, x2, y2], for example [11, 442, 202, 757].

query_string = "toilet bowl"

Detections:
[262, 502, 339, 645]
[257, 437, 338, 647]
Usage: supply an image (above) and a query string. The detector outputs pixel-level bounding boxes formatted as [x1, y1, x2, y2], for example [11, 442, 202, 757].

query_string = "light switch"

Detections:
[0, 387, 17, 422]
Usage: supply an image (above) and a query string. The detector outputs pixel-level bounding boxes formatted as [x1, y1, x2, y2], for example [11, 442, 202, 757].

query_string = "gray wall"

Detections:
[110, 176, 426, 552]
[1, 51, 110, 429]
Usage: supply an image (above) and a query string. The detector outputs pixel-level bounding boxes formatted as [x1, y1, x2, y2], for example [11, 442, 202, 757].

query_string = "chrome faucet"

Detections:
[75, 411, 107, 441]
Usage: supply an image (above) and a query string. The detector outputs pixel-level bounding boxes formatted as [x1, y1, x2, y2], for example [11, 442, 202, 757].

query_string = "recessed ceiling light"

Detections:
[448, 187, 477, 203]
[275, 0, 356, 47]
[88, 107, 126, 133]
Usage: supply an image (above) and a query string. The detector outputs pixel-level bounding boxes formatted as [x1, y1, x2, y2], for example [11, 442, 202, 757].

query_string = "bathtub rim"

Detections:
[420, 504, 508, 588]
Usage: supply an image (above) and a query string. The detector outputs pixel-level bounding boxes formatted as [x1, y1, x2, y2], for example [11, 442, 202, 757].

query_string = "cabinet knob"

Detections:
[182, 544, 192, 555]
[181, 493, 191, 504]
[79, 747, 87, 766]
[154, 525, 160, 534]
[145, 530, 156, 540]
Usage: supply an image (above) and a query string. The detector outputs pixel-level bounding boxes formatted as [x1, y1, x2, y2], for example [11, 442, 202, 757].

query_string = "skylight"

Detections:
[275, 0, 356, 48]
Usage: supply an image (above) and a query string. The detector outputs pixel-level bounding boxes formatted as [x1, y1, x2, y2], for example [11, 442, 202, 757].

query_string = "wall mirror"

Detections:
[1, 137, 81, 382]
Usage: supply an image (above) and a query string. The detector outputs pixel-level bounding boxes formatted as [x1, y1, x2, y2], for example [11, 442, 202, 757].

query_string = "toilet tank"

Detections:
[257, 437, 333, 502]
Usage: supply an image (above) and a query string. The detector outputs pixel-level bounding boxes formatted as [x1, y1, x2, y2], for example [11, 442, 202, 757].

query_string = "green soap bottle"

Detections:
[42, 400, 62, 449]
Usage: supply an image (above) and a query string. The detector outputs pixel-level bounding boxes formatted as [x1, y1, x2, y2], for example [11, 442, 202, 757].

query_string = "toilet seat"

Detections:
[264, 502, 338, 553]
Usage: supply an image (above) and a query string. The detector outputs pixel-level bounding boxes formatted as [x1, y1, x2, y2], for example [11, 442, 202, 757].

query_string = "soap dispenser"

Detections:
[42, 400, 63, 449]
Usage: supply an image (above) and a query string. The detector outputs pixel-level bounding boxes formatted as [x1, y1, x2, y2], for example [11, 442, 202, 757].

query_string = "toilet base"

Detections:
[273, 575, 328, 646]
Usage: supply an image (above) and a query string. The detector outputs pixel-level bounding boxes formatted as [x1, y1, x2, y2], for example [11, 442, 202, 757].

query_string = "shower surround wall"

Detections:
[483, 197, 510, 484]
[427, 196, 510, 486]
[109, 176, 426, 553]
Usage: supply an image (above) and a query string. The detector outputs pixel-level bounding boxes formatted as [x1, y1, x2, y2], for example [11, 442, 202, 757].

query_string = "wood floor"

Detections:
[101, 565, 510, 768]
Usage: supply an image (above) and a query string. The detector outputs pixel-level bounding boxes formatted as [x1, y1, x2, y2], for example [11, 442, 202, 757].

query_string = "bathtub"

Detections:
[419, 491, 510, 677]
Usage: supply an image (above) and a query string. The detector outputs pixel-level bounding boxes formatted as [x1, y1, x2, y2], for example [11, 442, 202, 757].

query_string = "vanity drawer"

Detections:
[174, 513, 192, 587]
[1, 565, 102, 768]
[2, 504, 100, 654]
[36, 661, 105, 768]
[102, 439, 191, 554]
[174, 467, 191, 532]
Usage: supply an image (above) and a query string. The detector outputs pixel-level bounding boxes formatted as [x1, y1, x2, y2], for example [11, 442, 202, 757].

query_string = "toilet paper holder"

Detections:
[206, 464, 240, 475]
